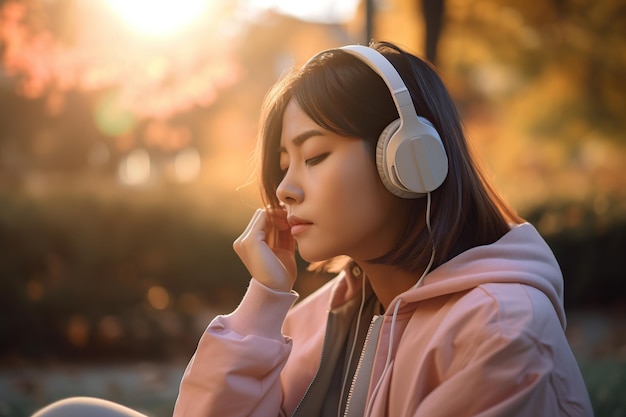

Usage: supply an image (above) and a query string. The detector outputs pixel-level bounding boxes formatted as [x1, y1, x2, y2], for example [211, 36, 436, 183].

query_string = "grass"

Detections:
[579, 359, 626, 417]
[0, 358, 623, 416]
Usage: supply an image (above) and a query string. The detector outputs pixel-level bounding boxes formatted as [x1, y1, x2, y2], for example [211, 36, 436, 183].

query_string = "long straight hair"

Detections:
[256, 41, 522, 273]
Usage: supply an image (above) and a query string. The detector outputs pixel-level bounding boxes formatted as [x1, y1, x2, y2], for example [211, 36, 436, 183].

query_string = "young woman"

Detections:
[33, 41, 593, 417]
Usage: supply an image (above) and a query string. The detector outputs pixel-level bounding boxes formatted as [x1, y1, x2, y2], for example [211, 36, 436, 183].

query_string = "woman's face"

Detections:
[276, 99, 410, 263]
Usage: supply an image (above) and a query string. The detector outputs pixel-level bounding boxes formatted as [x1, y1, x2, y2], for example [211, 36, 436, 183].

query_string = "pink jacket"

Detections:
[173, 223, 593, 416]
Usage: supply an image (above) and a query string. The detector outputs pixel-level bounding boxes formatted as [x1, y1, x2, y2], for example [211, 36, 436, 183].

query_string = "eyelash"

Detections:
[279, 153, 329, 176]
[305, 153, 329, 167]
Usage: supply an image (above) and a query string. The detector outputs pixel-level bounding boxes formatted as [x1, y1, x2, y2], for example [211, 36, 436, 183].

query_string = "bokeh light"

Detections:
[147, 286, 170, 310]
[174, 147, 202, 183]
[67, 315, 90, 348]
[94, 92, 136, 137]
[107, 0, 211, 36]
[118, 148, 151, 185]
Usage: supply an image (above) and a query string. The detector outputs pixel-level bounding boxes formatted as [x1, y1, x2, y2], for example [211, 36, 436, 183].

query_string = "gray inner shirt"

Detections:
[322, 291, 381, 417]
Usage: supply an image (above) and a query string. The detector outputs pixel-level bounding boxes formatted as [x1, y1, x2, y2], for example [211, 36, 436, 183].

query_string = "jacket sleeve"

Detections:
[411, 326, 593, 417]
[173, 279, 299, 417]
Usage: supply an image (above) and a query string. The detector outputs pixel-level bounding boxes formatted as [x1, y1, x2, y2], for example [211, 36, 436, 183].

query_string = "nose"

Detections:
[276, 170, 304, 205]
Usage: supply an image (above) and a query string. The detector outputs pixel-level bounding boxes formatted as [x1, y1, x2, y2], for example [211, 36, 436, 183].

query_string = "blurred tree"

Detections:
[444, 0, 625, 143]
[420, 0, 445, 64]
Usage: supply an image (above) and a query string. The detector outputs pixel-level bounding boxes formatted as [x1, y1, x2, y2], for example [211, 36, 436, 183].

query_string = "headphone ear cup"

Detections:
[376, 119, 423, 199]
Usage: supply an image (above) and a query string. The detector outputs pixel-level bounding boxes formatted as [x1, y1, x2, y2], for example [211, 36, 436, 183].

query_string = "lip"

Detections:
[287, 215, 313, 236]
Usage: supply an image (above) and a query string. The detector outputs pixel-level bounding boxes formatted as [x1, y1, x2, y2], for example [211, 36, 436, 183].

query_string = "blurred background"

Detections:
[0, 0, 624, 416]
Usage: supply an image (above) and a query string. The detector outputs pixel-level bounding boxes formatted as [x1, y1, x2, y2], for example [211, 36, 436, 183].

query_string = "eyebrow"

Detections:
[278, 129, 324, 153]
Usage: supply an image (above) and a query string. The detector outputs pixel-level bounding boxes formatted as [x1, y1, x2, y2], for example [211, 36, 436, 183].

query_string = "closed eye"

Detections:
[305, 153, 329, 167]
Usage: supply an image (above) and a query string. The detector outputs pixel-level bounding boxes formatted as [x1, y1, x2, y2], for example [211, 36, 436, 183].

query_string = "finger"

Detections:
[266, 207, 289, 231]
[266, 208, 293, 251]
[245, 209, 264, 235]
[234, 210, 264, 256]
[237, 209, 264, 243]
[276, 227, 295, 252]
[265, 208, 288, 248]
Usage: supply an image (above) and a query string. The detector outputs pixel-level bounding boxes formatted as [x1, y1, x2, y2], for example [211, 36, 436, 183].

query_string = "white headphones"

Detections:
[339, 45, 448, 198]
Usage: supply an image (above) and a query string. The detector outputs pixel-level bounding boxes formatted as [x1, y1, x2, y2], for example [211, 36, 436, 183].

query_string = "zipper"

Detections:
[342, 314, 383, 417]
[290, 312, 335, 417]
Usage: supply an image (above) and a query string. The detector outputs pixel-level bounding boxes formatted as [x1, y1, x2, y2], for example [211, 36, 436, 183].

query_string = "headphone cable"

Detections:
[364, 192, 435, 416]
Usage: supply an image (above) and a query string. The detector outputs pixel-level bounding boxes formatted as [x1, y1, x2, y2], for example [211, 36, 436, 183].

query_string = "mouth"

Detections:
[287, 215, 313, 236]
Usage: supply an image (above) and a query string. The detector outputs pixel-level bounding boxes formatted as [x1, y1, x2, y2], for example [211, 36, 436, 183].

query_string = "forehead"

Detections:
[280, 99, 320, 146]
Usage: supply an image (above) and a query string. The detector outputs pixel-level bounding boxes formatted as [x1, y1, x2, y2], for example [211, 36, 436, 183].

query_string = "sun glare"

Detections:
[107, 0, 210, 36]
[245, 0, 360, 23]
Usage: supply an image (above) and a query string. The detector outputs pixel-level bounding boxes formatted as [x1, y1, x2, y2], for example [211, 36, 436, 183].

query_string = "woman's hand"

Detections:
[233, 208, 297, 292]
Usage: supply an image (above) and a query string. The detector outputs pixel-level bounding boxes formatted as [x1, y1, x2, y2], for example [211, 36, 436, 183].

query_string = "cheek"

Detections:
[325, 159, 388, 220]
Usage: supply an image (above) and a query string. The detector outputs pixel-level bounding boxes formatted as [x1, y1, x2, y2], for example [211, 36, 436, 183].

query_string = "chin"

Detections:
[297, 252, 328, 264]
[296, 245, 338, 264]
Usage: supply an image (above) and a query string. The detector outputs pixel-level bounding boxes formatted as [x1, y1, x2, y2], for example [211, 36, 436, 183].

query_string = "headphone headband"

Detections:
[307, 45, 449, 197]
[340, 45, 417, 121]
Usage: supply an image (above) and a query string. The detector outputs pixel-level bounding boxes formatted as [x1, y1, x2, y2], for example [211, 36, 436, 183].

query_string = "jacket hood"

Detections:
[389, 223, 566, 329]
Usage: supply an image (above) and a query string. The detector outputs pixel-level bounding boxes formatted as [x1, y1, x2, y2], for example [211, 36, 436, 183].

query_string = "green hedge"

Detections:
[0, 191, 249, 362]
[0, 191, 624, 362]
[524, 202, 626, 309]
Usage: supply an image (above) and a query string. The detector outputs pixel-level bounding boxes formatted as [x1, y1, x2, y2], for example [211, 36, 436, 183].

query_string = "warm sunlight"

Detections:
[107, 0, 211, 36]
[245, 0, 360, 23]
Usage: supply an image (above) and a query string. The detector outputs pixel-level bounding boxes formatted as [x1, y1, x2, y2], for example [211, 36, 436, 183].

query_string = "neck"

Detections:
[356, 262, 420, 311]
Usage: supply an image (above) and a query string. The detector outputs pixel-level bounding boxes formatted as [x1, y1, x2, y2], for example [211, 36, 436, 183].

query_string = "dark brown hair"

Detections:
[256, 41, 522, 273]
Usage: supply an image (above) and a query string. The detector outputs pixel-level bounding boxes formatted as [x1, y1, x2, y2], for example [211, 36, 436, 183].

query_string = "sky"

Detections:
[102, 0, 361, 37]
[244, 0, 361, 23]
